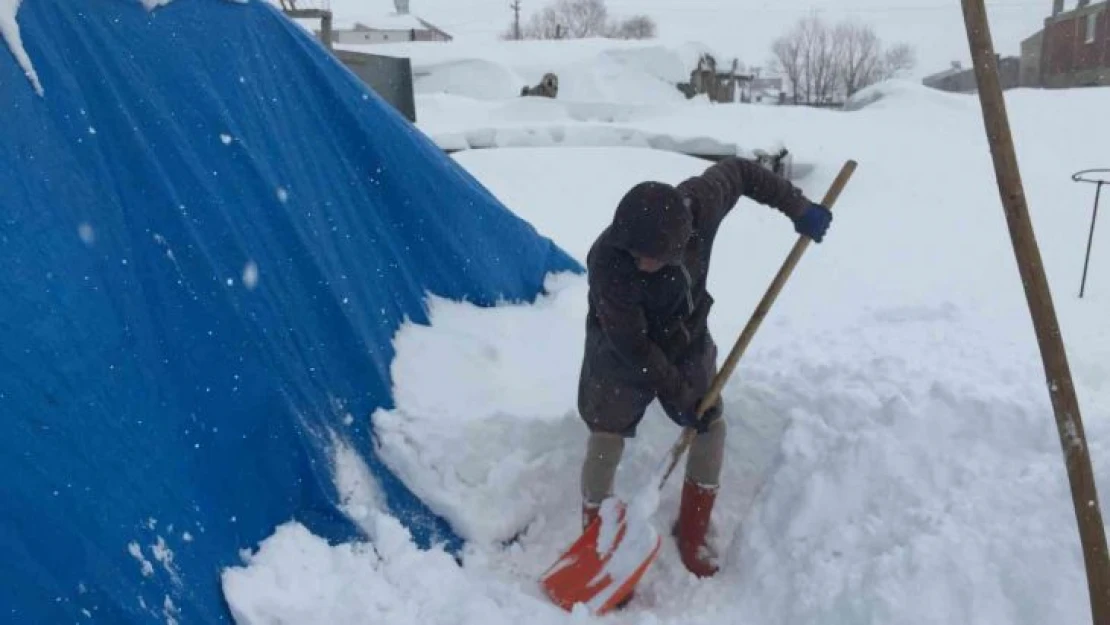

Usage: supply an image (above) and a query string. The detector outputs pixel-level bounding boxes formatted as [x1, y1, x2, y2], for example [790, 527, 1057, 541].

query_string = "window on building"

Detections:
[1086, 12, 1098, 44]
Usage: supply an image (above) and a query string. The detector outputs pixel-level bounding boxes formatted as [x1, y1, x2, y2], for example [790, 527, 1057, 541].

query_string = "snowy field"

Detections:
[220, 64, 1110, 625]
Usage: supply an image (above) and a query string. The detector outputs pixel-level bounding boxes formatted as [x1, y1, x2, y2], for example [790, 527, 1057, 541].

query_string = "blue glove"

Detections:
[677, 409, 712, 434]
[662, 379, 712, 434]
[673, 391, 712, 434]
[793, 202, 832, 242]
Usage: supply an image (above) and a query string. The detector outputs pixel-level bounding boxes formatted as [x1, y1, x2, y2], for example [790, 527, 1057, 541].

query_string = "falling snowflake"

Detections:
[242, 261, 259, 290]
[78, 223, 95, 245]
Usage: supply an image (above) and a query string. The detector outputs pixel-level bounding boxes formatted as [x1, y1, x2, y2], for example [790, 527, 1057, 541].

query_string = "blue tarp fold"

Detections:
[0, 0, 581, 621]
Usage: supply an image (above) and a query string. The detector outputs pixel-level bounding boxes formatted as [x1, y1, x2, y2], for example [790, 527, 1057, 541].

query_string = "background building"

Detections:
[332, 14, 453, 45]
[923, 58, 1020, 92]
[925, 1, 1107, 91]
[1038, 0, 1109, 87]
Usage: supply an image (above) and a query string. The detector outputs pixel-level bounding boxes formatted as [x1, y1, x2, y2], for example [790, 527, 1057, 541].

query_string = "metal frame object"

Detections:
[1071, 168, 1109, 298]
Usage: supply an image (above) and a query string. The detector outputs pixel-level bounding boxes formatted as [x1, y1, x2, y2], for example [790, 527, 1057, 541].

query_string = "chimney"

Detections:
[1052, 0, 1065, 15]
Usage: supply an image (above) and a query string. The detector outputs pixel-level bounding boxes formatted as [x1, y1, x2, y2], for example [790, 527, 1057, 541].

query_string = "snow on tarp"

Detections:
[0, 0, 42, 94]
[0, 0, 579, 623]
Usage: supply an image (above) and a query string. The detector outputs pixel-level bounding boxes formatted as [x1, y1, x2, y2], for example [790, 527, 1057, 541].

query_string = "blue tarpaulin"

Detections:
[0, 0, 581, 622]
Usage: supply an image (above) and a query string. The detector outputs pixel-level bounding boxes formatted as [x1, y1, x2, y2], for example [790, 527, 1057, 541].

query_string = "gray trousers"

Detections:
[577, 335, 727, 505]
[578, 334, 723, 436]
[581, 419, 726, 506]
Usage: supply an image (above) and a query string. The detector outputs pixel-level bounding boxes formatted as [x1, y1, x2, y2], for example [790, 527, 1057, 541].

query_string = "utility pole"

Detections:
[960, 1, 1110, 623]
[511, 0, 522, 40]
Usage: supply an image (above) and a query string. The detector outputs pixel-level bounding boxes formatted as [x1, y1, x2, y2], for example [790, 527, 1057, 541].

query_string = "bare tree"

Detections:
[612, 15, 657, 39]
[769, 14, 918, 104]
[770, 13, 836, 104]
[565, 0, 610, 37]
[882, 43, 917, 79]
[836, 20, 883, 98]
[771, 29, 804, 103]
[807, 15, 841, 103]
[519, 6, 562, 39]
[796, 15, 817, 102]
[782, 13, 840, 104]
[516, 0, 657, 40]
[521, 0, 609, 39]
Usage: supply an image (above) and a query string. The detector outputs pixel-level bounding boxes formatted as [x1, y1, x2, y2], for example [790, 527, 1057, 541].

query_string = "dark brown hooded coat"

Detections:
[577, 156, 812, 434]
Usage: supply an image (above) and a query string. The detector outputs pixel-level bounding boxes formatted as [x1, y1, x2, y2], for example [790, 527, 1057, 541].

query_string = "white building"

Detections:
[332, 1, 451, 45]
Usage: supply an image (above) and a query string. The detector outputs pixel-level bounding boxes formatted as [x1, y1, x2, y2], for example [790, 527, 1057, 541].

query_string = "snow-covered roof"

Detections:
[349, 13, 427, 32]
[923, 64, 966, 82]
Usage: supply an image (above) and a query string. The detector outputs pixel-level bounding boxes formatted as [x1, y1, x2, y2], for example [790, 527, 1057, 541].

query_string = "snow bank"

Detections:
[433, 123, 738, 159]
[405, 57, 525, 100]
[345, 38, 707, 104]
[348, 36, 817, 169]
[222, 518, 558, 625]
[844, 79, 977, 112]
[413, 95, 739, 157]
[373, 274, 589, 545]
[223, 78, 1110, 624]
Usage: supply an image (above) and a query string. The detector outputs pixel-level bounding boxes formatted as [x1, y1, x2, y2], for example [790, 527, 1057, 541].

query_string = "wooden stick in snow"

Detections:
[960, 2, 1110, 623]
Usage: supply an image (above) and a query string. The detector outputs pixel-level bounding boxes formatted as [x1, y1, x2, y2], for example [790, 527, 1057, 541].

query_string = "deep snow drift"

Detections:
[221, 79, 1110, 624]
[347, 38, 710, 104]
[349, 39, 797, 164]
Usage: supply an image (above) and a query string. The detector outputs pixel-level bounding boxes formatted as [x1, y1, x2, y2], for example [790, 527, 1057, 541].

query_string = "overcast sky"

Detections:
[325, 0, 1063, 79]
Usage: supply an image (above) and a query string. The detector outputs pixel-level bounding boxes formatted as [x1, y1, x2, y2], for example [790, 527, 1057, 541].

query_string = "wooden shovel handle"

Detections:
[657, 159, 858, 490]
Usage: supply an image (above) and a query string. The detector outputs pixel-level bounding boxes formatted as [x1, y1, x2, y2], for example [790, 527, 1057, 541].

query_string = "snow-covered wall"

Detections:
[0, 0, 578, 623]
[342, 38, 714, 104]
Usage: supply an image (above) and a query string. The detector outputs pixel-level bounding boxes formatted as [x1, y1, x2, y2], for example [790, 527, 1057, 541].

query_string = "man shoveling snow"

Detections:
[576, 155, 832, 583]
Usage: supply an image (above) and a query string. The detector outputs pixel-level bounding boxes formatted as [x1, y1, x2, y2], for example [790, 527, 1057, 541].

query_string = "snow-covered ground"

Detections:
[352, 38, 756, 159]
[221, 74, 1110, 624]
[351, 38, 708, 103]
[346, 38, 814, 177]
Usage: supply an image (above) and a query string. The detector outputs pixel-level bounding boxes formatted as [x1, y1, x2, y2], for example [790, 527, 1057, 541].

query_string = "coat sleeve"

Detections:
[590, 267, 684, 401]
[676, 156, 811, 233]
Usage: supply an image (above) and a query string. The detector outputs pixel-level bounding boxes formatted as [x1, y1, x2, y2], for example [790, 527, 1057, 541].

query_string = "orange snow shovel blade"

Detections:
[539, 501, 662, 616]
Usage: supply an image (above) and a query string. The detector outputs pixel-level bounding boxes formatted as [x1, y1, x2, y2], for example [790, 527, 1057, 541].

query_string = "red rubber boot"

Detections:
[672, 478, 720, 578]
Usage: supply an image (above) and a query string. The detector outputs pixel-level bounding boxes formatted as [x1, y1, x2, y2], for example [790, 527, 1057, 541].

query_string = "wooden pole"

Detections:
[960, 2, 1110, 622]
[511, 0, 522, 41]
